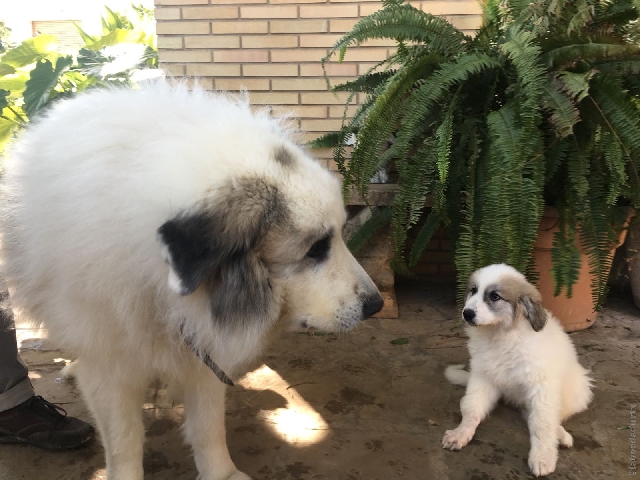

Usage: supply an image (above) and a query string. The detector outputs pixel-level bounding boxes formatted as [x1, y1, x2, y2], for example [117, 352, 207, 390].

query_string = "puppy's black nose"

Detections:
[362, 293, 384, 319]
[462, 308, 476, 325]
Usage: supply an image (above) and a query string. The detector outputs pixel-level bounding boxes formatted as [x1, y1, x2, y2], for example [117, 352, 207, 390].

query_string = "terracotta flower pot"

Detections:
[533, 207, 632, 332]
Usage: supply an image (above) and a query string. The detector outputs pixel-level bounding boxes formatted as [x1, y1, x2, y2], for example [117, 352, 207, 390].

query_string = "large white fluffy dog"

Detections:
[441, 264, 592, 477]
[0, 81, 383, 480]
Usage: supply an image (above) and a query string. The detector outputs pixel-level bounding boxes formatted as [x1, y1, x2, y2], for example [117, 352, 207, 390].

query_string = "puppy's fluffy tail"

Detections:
[445, 364, 470, 386]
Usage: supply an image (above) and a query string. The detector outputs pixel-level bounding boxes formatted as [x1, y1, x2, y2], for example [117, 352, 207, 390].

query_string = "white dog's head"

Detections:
[462, 264, 547, 332]
[157, 140, 383, 333]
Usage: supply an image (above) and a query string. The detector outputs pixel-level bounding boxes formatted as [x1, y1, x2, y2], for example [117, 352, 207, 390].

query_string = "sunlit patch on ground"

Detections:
[239, 364, 329, 445]
[91, 468, 106, 479]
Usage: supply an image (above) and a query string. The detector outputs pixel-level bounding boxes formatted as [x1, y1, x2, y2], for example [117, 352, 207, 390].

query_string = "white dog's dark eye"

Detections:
[470, 287, 477, 295]
[306, 235, 331, 261]
[489, 292, 501, 301]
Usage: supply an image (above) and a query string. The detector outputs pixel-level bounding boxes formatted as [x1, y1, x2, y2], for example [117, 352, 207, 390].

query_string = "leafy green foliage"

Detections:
[314, 0, 640, 310]
[0, 5, 157, 155]
[346, 207, 393, 253]
[23, 56, 73, 118]
[1, 35, 58, 69]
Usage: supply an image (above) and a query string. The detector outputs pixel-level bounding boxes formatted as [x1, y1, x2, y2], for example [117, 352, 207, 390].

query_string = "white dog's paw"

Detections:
[442, 428, 473, 450]
[557, 427, 573, 448]
[528, 448, 558, 477]
[56, 360, 79, 384]
[226, 471, 251, 480]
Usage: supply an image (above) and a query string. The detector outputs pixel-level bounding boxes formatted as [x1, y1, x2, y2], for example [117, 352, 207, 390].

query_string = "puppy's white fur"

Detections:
[442, 264, 593, 477]
[0, 81, 381, 480]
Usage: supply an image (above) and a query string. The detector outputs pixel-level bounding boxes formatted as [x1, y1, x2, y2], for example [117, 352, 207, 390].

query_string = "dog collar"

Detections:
[179, 324, 234, 386]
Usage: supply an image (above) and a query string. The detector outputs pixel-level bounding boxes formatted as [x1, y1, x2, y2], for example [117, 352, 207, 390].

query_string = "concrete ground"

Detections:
[1, 281, 638, 480]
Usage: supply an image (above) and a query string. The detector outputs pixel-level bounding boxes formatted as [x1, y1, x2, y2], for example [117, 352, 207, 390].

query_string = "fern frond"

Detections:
[347, 207, 393, 253]
[323, 3, 467, 64]
[408, 208, 442, 267]
[556, 70, 593, 102]
[551, 207, 581, 297]
[566, 0, 594, 36]
[598, 127, 627, 205]
[589, 76, 640, 159]
[436, 91, 458, 185]
[594, 59, 640, 75]
[333, 71, 396, 93]
[542, 43, 640, 69]
[307, 130, 347, 149]
[394, 53, 500, 161]
[391, 138, 439, 268]
[349, 52, 444, 197]
[542, 76, 581, 138]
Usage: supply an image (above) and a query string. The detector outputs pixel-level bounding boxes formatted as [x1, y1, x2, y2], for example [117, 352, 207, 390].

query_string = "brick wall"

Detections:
[155, 0, 483, 168]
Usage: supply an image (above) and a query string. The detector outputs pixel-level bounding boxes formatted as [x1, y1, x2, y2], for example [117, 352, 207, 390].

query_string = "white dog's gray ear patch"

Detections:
[520, 295, 547, 332]
[157, 177, 288, 327]
[158, 214, 218, 295]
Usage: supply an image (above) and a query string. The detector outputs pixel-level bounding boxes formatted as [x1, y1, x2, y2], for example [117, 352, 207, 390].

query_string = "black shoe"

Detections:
[0, 395, 95, 451]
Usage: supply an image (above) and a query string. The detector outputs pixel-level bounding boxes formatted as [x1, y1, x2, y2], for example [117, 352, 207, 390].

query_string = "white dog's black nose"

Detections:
[462, 308, 476, 325]
[362, 294, 384, 318]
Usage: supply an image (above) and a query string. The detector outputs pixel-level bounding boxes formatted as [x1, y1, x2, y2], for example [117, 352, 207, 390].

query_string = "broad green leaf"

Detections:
[23, 56, 73, 119]
[0, 74, 29, 92]
[84, 29, 147, 51]
[0, 89, 9, 113]
[102, 6, 125, 33]
[0, 117, 18, 153]
[390, 337, 409, 345]
[1, 35, 58, 68]
[0, 63, 16, 76]
[61, 70, 94, 93]
[73, 22, 97, 45]
[76, 47, 111, 73]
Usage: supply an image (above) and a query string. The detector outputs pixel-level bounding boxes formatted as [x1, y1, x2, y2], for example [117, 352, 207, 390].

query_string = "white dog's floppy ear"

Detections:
[519, 295, 547, 332]
[157, 176, 287, 324]
[158, 212, 226, 295]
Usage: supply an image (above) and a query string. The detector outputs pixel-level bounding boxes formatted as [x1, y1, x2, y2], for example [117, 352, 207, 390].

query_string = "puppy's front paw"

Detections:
[558, 427, 573, 448]
[528, 447, 558, 477]
[442, 428, 473, 450]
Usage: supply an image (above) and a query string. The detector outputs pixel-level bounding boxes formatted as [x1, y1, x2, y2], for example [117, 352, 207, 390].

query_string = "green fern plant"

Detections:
[312, 0, 640, 309]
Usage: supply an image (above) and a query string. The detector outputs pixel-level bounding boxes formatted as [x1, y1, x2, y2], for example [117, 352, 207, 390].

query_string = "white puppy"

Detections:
[0, 81, 383, 480]
[441, 264, 593, 477]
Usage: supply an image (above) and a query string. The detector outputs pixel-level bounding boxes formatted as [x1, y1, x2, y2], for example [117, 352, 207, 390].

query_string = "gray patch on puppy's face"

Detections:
[480, 283, 515, 326]
[488, 274, 547, 331]
[273, 145, 296, 168]
[484, 283, 516, 311]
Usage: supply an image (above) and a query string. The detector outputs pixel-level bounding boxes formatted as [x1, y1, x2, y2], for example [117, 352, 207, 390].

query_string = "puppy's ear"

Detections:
[519, 295, 547, 332]
[157, 177, 286, 298]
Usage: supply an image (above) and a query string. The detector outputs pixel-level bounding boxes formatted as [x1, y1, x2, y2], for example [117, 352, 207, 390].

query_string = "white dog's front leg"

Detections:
[182, 368, 250, 480]
[527, 390, 561, 477]
[75, 361, 147, 480]
[442, 375, 500, 450]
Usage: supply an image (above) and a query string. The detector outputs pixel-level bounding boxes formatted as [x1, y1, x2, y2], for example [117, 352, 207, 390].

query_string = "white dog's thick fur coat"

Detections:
[0, 82, 382, 480]
[442, 264, 593, 477]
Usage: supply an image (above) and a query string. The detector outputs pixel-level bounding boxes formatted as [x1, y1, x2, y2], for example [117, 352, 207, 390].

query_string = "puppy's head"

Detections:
[158, 143, 382, 333]
[462, 264, 547, 332]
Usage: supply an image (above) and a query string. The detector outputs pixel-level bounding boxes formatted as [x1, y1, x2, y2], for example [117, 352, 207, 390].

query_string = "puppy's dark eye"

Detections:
[306, 235, 331, 261]
[489, 292, 501, 302]
[470, 287, 477, 295]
